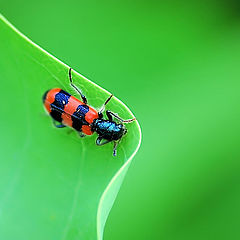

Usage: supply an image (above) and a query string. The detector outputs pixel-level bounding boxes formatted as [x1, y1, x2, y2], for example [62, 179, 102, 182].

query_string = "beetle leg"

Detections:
[98, 94, 113, 115]
[78, 132, 86, 138]
[96, 137, 111, 146]
[53, 120, 66, 128]
[106, 110, 113, 121]
[69, 68, 88, 104]
[106, 110, 136, 123]
[113, 141, 118, 156]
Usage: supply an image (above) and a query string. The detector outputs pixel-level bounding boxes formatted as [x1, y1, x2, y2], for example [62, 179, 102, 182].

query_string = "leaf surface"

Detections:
[0, 15, 141, 240]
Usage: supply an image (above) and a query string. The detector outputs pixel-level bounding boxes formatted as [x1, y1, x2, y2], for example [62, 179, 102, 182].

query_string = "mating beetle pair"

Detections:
[43, 68, 135, 156]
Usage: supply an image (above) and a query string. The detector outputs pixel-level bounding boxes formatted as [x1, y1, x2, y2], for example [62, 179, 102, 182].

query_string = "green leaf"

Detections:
[0, 15, 141, 240]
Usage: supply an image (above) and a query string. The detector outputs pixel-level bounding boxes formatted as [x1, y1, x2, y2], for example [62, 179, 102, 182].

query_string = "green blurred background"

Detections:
[2, 0, 240, 239]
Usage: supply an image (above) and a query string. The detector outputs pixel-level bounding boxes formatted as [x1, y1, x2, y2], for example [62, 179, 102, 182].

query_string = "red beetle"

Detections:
[43, 68, 135, 156]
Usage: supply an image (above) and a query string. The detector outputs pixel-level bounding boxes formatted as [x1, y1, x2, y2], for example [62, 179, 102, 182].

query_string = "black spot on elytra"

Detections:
[71, 104, 89, 131]
[50, 90, 71, 123]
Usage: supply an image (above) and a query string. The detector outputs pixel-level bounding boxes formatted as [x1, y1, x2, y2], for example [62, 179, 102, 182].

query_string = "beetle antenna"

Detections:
[68, 68, 88, 104]
[99, 94, 113, 114]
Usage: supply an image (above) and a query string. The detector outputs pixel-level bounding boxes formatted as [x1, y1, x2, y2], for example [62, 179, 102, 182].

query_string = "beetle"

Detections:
[42, 68, 136, 156]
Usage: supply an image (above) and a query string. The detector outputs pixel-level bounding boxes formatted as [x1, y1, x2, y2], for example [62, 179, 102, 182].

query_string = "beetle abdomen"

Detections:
[43, 88, 99, 135]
